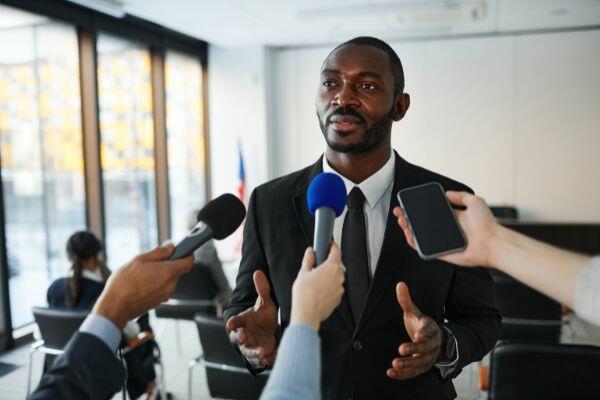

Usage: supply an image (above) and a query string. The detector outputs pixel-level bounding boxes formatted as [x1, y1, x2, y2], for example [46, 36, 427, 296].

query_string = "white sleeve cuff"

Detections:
[79, 314, 122, 353]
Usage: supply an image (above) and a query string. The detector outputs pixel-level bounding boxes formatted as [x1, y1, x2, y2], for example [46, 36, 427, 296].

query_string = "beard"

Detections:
[318, 105, 394, 154]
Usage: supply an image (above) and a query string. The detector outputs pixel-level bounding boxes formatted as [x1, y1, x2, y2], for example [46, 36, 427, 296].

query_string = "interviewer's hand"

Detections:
[393, 191, 499, 267]
[291, 243, 345, 331]
[93, 243, 194, 330]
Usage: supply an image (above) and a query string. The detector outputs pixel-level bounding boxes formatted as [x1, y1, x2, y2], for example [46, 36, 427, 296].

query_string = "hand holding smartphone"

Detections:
[397, 182, 467, 260]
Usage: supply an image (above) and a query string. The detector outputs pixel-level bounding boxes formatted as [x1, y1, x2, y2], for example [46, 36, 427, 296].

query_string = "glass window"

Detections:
[0, 6, 86, 328]
[165, 51, 206, 240]
[97, 34, 157, 268]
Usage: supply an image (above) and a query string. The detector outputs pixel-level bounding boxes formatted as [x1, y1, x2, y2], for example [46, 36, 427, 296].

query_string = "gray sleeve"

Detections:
[195, 240, 232, 295]
[573, 256, 600, 327]
[260, 323, 321, 400]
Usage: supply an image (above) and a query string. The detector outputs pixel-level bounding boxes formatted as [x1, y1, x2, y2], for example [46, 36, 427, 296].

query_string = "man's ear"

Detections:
[393, 93, 410, 121]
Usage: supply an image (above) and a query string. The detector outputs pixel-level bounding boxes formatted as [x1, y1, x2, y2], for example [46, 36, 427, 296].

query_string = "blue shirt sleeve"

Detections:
[260, 323, 321, 400]
[79, 314, 122, 353]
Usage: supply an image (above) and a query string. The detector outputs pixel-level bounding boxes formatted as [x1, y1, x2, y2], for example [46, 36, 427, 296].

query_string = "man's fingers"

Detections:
[392, 355, 434, 372]
[387, 367, 419, 380]
[326, 242, 341, 263]
[164, 254, 194, 277]
[300, 247, 315, 272]
[396, 282, 422, 318]
[393, 207, 406, 229]
[229, 328, 250, 346]
[393, 207, 418, 250]
[414, 319, 438, 342]
[445, 191, 475, 208]
[226, 314, 246, 333]
[253, 270, 272, 305]
[398, 337, 437, 356]
[137, 243, 175, 263]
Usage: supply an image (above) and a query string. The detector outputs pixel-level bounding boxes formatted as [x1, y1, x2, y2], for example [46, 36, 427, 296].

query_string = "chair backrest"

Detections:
[171, 262, 219, 301]
[154, 263, 219, 319]
[490, 206, 518, 220]
[32, 307, 88, 350]
[194, 313, 245, 367]
[489, 340, 600, 400]
[491, 270, 562, 342]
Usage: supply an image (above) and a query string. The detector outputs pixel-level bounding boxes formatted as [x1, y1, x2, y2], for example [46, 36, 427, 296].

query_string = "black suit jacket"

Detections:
[30, 332, 124, 400]
[224, 151, 501, 400]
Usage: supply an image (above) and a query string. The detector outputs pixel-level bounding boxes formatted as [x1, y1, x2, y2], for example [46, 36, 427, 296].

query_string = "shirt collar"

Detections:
[72, 267, 104, 283]
[322, 151, 395, 209]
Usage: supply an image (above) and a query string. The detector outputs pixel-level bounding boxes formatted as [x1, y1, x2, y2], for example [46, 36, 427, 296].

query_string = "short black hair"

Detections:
[329, 36, 405, 95]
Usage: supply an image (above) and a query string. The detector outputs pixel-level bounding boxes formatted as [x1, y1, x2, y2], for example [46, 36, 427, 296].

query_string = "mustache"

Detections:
[325, 107, 367, 125]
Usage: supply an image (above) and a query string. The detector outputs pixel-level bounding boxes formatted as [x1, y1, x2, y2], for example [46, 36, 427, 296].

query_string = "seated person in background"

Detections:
[394, 191, 600, 327]
[188, 210, 233, 309]
[45, 230, 156, 399]
[47, 231, 109, 311]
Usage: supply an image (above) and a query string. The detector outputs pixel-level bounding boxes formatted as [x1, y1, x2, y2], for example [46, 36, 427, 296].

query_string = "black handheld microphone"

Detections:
[169, 193, 246, 260]
[307, 173, 347, 265]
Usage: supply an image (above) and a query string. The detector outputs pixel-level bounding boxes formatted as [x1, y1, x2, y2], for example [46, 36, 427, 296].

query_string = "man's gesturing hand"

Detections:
[387, 282, 443, 380]
[226, 270, 278, 369]
[93, 243, 194, 330]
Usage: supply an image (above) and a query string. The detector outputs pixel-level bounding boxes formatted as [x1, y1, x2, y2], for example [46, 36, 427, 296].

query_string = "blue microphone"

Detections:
[307, 173, 347, 265]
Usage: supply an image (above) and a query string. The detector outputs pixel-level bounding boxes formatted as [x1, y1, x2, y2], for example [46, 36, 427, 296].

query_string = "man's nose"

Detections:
[332, 84, 360, 108]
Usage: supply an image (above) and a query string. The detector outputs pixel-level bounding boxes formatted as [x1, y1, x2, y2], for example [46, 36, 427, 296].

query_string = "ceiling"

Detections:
[85, 0, 600, 46]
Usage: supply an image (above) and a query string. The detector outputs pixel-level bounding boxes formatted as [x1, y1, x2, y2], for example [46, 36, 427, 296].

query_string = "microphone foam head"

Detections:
[307, 172, 347, 216]
[197, 193, 246, 240]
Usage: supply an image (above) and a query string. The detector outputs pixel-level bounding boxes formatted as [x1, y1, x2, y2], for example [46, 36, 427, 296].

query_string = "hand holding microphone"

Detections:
[291, 243, 345, 331]
[94, 194, 246, 330]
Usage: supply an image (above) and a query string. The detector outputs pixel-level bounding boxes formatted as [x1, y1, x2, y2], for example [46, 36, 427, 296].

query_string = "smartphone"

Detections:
[397, 182, 467, 260]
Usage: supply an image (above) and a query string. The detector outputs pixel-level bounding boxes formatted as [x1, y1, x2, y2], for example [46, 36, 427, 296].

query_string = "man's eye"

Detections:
[361, 82, 376, 90]
[323, 80, 336, 88]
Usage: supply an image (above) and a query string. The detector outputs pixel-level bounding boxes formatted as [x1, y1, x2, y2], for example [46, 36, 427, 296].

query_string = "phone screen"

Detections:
[397, 182, 466, 259]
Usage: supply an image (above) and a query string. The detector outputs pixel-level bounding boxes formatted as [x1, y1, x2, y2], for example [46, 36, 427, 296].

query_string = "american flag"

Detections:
[234, 142, 246, 255]
[236, 142, 246, 203]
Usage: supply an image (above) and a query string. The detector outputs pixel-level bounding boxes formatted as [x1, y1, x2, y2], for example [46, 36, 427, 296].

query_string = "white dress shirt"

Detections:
[323, 153, 395, 277]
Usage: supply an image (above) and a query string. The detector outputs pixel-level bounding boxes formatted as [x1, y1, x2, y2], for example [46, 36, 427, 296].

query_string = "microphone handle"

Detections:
[169, 223, 214, 260]
[314, 207, 336, 265]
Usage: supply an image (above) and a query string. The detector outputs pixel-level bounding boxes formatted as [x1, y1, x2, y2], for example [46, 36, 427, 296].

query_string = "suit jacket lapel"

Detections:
[291, 156, 354, 331]
[355, 152, 412, 335]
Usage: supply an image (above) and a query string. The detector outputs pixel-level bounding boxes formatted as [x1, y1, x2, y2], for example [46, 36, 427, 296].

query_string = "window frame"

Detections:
[0, 0, 209, 349]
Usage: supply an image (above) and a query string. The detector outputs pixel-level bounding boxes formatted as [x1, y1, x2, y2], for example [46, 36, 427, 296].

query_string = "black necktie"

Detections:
[342, 187, 371, 324]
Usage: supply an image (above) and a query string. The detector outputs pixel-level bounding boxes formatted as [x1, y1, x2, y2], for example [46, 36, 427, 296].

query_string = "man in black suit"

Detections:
[225, 36, 501, 399]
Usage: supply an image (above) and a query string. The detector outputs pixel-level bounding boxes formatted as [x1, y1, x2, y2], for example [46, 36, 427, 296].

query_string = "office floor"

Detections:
[1, 313, 600, 400]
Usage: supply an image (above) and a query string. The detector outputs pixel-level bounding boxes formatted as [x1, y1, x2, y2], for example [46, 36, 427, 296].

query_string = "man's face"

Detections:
[316, 44, 399, 154]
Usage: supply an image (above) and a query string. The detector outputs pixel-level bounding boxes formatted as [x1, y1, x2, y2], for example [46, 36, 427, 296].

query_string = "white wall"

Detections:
[269, 29, 600, 222]
[208, 45, 269, 197]
[208, 45, 269, 258]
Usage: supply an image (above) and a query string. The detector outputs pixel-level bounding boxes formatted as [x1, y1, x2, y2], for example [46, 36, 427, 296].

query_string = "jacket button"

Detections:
[352, 340, 363, 351]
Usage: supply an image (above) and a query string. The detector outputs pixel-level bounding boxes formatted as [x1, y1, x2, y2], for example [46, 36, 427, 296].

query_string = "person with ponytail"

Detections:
[47, 231, 107, 310]
[46, 231, 157, 399]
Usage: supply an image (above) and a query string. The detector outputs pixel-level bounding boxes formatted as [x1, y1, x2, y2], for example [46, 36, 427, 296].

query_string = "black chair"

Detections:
[489, 340, 600, 399]
[27, 307, 88, 397]
[491, 270, 563, 342]
[155, 262, 219, 320]
[490, 206, 518, 220]
[191, 313, 269, 400]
